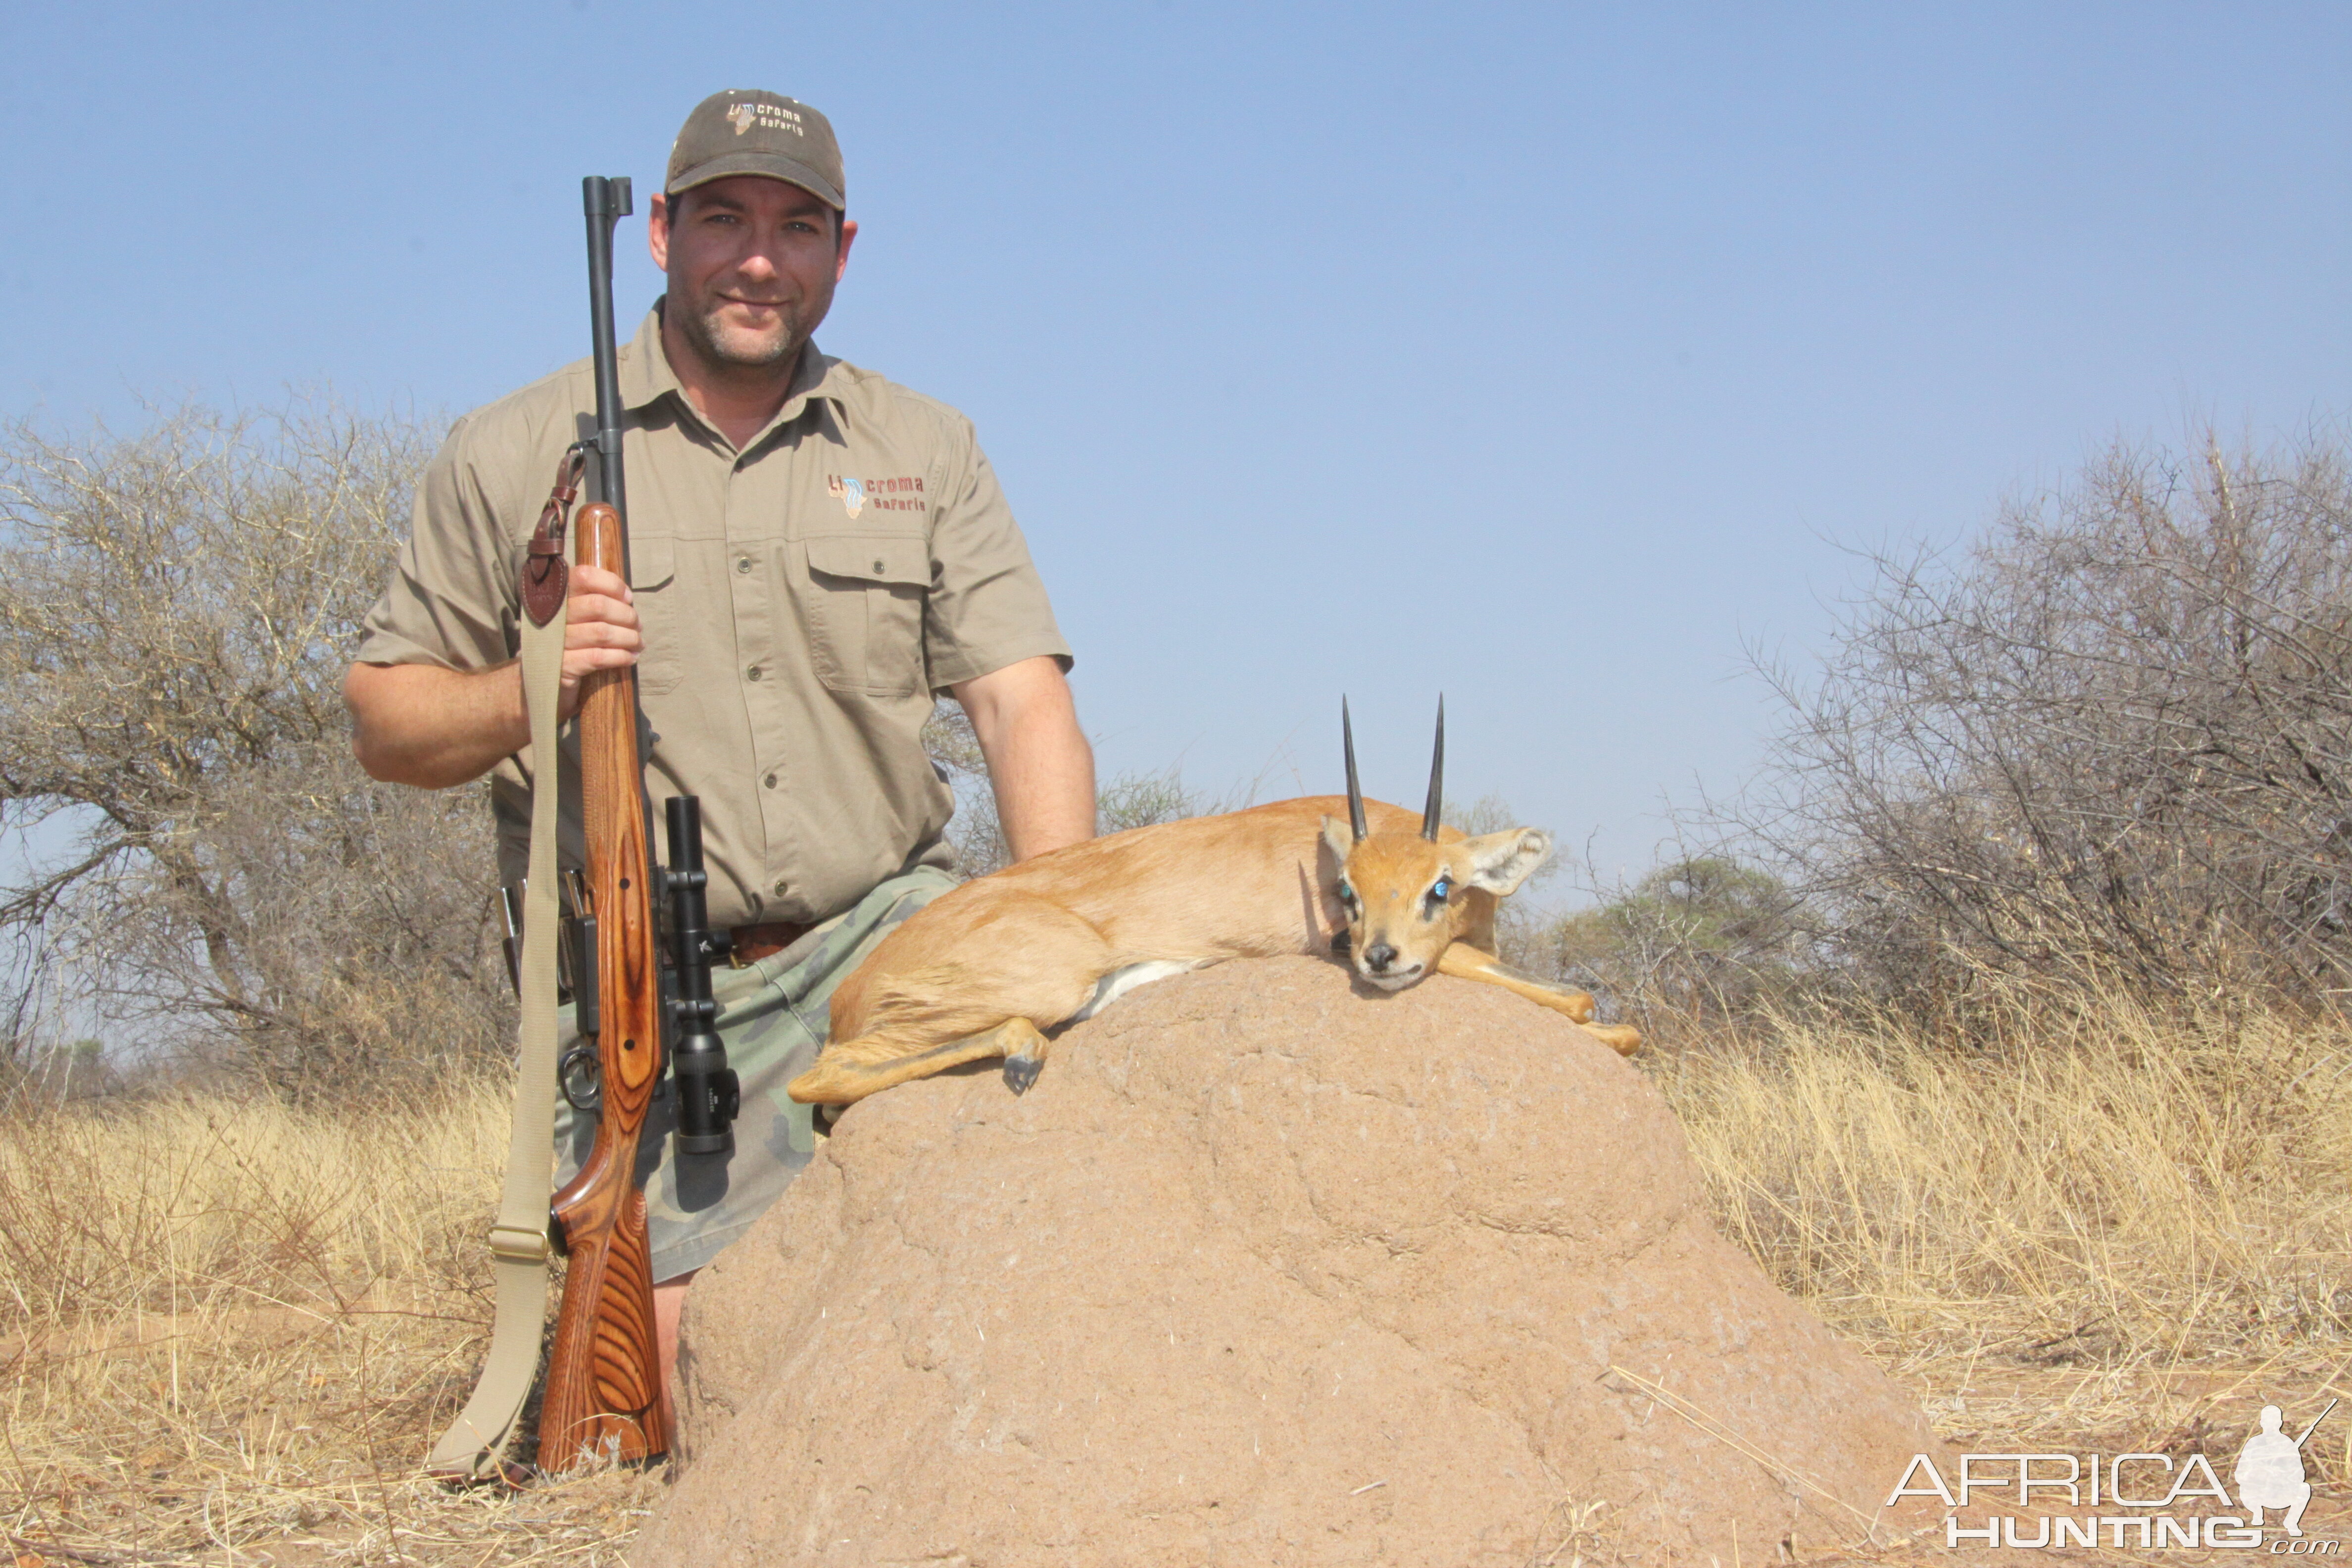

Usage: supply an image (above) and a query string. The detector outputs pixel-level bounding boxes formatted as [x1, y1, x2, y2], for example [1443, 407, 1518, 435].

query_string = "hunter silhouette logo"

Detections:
[2238, 1399, 2334, 1538]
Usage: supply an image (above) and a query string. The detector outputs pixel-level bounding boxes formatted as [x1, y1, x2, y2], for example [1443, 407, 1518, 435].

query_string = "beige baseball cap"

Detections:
[665, 90, 845, 209]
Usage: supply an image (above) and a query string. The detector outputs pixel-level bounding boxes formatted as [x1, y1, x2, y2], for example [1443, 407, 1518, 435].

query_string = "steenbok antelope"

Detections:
[786, 701, 1642, 1107]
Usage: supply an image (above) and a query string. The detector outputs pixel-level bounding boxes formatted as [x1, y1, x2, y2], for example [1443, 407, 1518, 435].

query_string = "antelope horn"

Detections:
[1421, 696, 1445, 841]
[1341, 697, 1368, 841]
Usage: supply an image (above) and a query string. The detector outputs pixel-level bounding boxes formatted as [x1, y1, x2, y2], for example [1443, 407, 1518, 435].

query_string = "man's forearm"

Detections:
[344, 660, 532, 788]
[954, 656, 1095, 862]
[989, 711, 1096, 861]
[346, 565, 641, 789]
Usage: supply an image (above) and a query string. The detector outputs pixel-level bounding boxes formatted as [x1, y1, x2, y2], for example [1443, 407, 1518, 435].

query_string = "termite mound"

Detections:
[635, 956, 1952, 1567]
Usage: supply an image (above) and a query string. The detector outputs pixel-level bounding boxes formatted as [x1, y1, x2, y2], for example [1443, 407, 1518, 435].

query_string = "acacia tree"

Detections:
[0, 399, 507, 1094]
[1741, 433, 2352, 1014]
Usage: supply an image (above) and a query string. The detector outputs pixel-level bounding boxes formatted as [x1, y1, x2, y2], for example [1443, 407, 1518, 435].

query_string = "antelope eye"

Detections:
[1431, 877, 1452, 900]
[1338, 881, 1359, 907]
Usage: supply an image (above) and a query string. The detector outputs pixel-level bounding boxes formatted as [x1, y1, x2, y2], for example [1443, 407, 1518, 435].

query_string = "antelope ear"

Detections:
[1320, 815, 1357, 868]
[1460, 828, 1552, 895]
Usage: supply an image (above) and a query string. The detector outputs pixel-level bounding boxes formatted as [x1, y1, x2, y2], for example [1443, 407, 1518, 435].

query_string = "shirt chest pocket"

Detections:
[626, 535, 686, 695]
[801, 535, 931, 698]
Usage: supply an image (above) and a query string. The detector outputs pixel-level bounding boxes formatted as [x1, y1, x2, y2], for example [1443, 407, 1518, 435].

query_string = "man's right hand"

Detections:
[555, 562, 642, 719]
[344, 561, 643, 789]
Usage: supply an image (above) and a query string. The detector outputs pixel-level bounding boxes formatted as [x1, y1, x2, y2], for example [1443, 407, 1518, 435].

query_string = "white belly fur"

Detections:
[1066, 958, 1218, 1024]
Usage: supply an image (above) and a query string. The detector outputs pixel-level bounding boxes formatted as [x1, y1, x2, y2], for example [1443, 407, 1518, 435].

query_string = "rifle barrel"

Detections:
[581, 176, 632, 527]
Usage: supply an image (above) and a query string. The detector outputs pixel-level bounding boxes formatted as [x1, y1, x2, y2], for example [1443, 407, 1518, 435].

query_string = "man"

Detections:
[344, 90, 1094, 1389]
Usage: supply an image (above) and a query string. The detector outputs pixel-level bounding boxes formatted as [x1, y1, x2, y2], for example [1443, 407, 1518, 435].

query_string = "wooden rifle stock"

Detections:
[539, 499, 672, 1468]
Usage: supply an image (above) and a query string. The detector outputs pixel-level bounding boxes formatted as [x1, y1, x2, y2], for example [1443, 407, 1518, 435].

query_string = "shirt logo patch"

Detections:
[828, 474, 929, 515]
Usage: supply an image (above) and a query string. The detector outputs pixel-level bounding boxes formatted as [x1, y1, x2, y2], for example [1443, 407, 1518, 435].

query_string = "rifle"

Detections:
[536, 174, 740, 1471]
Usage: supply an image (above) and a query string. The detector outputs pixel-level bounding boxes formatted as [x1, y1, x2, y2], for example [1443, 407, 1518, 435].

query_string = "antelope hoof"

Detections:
[1002, 1055, 1043, 1095]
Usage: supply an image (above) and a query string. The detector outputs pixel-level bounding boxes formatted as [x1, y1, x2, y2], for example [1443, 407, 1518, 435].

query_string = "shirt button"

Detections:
[872, 558, 885, 573]
[746, 665, 763, 682]
[736, 557, 753, 574]
[773, 879, 788, 897]
[764, 772, 777, 788]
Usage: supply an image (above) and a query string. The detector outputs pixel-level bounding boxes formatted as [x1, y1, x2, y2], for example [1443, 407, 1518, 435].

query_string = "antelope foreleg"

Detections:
[1579, 1023, 1645, 1055]
[1436, 944, 1595, 1020]
[787, 1017, 1049, 1106]
[1436, 944, 1644, 1055]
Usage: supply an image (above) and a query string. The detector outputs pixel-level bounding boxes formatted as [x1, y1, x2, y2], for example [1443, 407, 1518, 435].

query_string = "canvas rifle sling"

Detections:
[426, 452, 581, 1480]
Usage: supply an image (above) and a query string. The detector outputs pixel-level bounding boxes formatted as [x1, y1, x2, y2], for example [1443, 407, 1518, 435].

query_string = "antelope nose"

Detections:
[1363, 942, 1398, 973]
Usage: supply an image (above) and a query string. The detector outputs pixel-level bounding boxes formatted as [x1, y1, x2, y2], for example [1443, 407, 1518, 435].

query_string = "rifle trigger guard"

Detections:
[559, 1042, 603, 1112]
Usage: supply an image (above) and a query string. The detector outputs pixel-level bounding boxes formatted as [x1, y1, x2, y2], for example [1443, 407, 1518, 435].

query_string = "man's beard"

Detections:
[676, 296, 812, 371]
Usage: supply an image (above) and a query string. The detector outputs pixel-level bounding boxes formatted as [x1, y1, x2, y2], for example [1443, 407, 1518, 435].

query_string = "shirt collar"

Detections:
[619, 302, 848, 453]
[617, 304, 679, 412]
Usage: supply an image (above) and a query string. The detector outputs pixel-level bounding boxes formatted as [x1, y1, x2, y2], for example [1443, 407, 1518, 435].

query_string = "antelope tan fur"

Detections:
[786, 702, 1641, 1107]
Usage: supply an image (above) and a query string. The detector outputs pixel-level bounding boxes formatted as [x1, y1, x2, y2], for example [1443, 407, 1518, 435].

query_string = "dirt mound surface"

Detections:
[633, 956, 1945, 1566]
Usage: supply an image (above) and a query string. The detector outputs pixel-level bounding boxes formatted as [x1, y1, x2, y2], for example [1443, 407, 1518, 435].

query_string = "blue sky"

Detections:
[5, 2, 2348, 882]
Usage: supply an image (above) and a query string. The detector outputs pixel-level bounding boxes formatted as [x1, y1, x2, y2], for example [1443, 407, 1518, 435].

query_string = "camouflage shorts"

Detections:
[552, 864, 957, 1282]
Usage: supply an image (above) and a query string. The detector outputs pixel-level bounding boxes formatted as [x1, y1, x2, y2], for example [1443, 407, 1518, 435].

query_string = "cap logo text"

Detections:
[728, 100, 806, 138]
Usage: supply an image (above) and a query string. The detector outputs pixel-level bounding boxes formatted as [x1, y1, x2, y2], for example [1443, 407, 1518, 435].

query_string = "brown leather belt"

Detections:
[728, 920, 815, 967]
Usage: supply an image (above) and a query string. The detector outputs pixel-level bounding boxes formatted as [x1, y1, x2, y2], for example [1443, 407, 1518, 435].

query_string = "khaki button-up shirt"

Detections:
[355, 307, 1073, 930]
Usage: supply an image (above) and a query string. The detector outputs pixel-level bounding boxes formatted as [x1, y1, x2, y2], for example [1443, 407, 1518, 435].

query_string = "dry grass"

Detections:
[2, 996, 2348, 1564]
[0, 1084, 663, 1566]
[1659, 994, 2352, 1474]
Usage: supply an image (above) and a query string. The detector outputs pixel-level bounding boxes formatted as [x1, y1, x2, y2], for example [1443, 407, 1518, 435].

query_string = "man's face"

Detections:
[650, 175, 856, 373]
